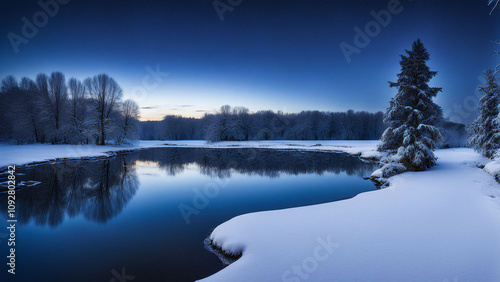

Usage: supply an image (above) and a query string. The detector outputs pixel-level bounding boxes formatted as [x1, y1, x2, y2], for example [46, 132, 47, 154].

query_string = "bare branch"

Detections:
[489, 0, 500, 15]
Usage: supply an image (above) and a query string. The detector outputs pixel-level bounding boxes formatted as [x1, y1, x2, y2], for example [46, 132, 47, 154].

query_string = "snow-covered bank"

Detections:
[200, 148, 500, 282]
[0, 141, 167, 168]
[0, 140, 381, 168]
[484, 159, 500, 179]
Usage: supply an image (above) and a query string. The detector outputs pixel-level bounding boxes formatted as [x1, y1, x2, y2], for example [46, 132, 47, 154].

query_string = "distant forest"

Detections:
[141, 106, 386, 141]
[140, 105, 468, 146]
[0, 74, 466, 145]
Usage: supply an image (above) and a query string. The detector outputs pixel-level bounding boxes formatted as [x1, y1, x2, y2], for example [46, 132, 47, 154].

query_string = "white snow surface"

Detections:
[0, 140, 381, 168]
[200, 148, 500, 282]
[484, 160, 500, 178]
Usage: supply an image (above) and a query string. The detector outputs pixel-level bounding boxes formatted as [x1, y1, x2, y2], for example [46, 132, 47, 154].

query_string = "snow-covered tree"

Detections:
[1, 76, 22, 141]
[119, 99, 140, 143]
[17, 77, 42, 142]
[35, 73, 52, 142]
[204, 105, 246, 142]
[6, 74, 49, 143]
[204, 106, 228, 142]
[84, 74, 123, 145]
[285, 118, 313, 140]
[47, 72, 69, 143]
[232, 106, 250, 140]
[468, 69, 500, 158]
[67, 78, 87, 144]
[0, 72, 140, 145]
[379, 39, 443, 171]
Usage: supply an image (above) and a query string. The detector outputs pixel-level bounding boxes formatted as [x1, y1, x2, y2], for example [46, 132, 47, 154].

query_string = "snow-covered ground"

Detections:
[484, 159, 500, 179]
[200, 148, 500, 282]
[0, 140, 381, 168]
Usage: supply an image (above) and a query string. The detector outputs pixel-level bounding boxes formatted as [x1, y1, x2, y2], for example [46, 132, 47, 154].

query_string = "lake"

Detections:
[0, 147, 377, 282]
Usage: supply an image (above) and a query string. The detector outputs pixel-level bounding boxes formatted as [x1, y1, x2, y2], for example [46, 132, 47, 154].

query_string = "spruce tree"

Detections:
[468, 69, 500, 159]
[379, 39, 443, 171]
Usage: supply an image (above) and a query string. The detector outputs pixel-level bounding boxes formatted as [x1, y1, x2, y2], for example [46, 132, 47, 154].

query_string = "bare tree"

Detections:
[0, 76, 19, 140]
[48, 72, 68, 135]
[1, 75, 18, 92]
[35, 73, 51, 142]
[233, 106, 250, 140]
[34, 72, 69, 143]
[1, 76, 43, 143]
[20, 77, 41, 142]
[120, 99, 140, 143]
[489, 0, 499, 14]
[36, 73, 49, 95]
[68, 78, 87, 144]
[84, 74, 123, 145]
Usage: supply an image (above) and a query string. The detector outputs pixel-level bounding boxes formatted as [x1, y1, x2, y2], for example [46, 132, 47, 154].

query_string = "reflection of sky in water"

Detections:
[0, 148, 377, 282]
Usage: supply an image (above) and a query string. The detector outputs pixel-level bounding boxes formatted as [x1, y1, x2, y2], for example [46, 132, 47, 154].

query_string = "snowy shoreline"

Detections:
[199, 148, 500, 282]
[0, 140, 382, 169]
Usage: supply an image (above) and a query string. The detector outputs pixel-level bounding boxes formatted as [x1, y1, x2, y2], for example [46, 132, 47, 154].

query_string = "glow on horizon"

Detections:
[125, 80, 356, 121]
[134, 93, 369, 121]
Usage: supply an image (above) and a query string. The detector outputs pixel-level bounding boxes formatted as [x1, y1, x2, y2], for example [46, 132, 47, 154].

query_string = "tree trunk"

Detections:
[100, 111, 105, 145]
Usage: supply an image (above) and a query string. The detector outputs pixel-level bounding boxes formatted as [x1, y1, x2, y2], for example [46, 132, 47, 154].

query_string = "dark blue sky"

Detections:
[1, 0, 499, 121]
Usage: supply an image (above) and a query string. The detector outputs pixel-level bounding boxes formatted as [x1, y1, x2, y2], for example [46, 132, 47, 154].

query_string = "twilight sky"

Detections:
[1, 0, 499, 121]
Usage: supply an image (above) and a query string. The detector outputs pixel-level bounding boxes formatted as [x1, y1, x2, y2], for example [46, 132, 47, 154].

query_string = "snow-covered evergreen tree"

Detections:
[379, 39, 443, 171]
[468, 69, 500, 159]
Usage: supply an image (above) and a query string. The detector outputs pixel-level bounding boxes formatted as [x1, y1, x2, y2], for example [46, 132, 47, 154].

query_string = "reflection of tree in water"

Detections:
[138, 148, 377, 178]
[84, 156, 139, 223]
[0, 154, 139, 227]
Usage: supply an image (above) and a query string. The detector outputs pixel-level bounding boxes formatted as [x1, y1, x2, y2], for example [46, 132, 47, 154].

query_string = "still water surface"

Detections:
[0, 147, 377, 282]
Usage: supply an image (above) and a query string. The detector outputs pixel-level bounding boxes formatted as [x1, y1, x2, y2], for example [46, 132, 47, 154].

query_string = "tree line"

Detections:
[467, 2, 500, 159]
[467, 70, 500, 159]
[141, 106, 467, 145]
[0, 72, 140, 145]
[140, 107, 388, 141]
